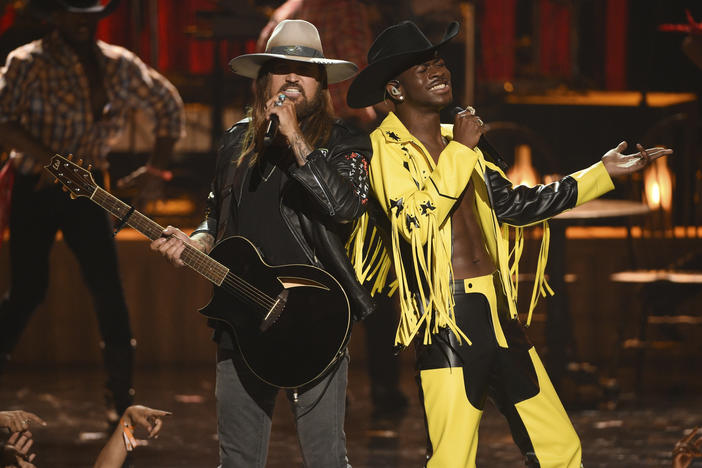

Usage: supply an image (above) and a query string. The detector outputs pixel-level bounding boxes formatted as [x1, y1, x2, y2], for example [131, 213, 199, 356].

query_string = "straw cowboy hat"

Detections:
[347, 21, 459, 108]
[228, 19, 358, 84]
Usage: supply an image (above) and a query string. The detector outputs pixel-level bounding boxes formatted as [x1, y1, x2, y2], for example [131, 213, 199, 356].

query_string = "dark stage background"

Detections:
[0, 0, 701, 466]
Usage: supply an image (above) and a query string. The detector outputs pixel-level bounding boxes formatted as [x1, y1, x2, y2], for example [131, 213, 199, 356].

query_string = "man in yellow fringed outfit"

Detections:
[346, 21, 672, 468]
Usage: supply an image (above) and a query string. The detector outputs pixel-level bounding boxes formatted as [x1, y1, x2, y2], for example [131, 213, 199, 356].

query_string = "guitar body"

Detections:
[43, 155, 351, 389]
[199, 236, 352, 388]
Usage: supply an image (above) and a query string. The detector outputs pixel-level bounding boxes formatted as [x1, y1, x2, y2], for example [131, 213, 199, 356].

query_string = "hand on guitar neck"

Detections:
[150, 226, 214, 267]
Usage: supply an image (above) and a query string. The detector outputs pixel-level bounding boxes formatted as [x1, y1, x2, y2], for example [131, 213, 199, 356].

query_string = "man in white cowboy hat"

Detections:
[346, 20, 672, 467]
[0, 0, 184, 423]
[151, 19, 372, 467]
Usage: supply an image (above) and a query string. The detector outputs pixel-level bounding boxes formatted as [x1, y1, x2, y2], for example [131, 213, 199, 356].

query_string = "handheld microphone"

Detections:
[263, 114, 279, 147]
[263, 94, 286, 147]
[450, 106, 508, 170]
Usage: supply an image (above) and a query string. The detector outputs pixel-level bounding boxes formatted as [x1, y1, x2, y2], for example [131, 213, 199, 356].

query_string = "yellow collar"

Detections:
[377, 112, 454, 145]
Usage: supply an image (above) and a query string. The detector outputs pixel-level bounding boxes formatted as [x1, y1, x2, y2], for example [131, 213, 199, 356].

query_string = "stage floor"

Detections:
[1, 362, 698, 467]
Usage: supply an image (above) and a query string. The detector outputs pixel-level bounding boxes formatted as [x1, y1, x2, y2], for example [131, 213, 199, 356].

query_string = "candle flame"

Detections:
[643, 158, 673, 211]
[507, 144, 539, 187]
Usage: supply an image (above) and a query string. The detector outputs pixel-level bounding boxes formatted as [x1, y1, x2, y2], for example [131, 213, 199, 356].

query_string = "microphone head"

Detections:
[450, 106, 464, 119]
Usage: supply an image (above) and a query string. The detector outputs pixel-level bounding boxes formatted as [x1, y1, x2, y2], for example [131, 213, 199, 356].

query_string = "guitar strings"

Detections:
[94, 190, 278, 310]
[185, 245, 276, 308]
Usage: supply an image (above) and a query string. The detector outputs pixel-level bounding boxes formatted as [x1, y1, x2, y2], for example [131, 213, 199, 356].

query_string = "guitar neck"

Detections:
[90, 187, 228, 286]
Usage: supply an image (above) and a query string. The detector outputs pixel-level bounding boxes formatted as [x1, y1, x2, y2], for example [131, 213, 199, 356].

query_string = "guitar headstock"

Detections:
[44, 154, 97, 199]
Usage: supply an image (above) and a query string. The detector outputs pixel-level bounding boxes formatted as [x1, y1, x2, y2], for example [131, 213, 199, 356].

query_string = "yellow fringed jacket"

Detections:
[348, 112, 615, 348]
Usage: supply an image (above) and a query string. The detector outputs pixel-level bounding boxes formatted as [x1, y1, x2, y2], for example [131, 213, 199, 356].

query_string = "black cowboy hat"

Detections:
[29, 0, 121, 19]
[347, 21, 459, 109]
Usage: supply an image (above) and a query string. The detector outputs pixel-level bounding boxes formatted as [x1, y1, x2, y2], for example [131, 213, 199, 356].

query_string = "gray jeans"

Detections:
[215, 348, 351, 468]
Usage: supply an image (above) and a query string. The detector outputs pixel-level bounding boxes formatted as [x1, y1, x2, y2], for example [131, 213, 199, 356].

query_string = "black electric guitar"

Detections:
[45, 154, 351, 389]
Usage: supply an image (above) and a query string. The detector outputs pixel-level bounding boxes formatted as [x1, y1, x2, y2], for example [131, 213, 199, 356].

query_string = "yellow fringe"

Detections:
[347, 206, 555, 343]
[526, 221, 555, 325]
[346, 213, 392, 296]
[507, 225, 525, 304]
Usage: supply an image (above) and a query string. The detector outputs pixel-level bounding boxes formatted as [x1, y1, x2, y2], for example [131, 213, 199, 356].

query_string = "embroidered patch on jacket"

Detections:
[390, 197, 404, 216]
[420, 201, 436, 215]
[405, 214, 420, 231]
[345, 152, 369, 204]
[387, 131, 400, 141]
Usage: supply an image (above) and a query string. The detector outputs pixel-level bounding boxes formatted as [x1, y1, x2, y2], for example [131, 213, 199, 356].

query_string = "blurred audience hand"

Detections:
[0, 412, 45, 433]
[123, 405, 171, 439]
[1, 431, 37, 468]
[255, 0, 304, 52]
[93, 405, 171, 468]
[673, 427, 702, 468]
[115, 165, 169, 210]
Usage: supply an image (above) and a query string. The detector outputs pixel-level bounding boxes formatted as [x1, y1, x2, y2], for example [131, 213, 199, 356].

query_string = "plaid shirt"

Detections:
[0, 30, 185, 173]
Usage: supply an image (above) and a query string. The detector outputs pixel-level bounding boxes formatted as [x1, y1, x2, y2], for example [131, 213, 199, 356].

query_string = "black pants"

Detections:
[0, 173, 133, 410]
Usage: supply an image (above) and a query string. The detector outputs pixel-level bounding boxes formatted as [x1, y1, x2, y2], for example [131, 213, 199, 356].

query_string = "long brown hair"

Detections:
[237, 62, 336, 167]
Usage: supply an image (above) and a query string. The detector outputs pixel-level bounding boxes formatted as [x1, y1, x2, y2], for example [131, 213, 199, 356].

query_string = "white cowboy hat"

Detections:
[228, 20, 358, 84]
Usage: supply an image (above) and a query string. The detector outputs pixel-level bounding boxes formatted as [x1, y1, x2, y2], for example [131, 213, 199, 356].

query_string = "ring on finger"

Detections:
[466, 105, 476, 115]
[476, 117, 484, 127]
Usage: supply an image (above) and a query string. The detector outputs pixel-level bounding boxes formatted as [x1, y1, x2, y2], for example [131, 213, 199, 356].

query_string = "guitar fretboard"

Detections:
[91, 187, 228, 286]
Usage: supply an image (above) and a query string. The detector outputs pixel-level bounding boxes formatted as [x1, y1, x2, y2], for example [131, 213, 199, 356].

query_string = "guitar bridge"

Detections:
[260, 289, 289, 332]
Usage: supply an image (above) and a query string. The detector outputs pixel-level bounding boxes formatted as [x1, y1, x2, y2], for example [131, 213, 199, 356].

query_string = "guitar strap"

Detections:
[113, 205, 136, 237]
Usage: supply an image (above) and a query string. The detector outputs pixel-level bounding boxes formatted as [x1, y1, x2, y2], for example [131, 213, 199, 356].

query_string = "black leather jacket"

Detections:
[193, 118, 375, 321]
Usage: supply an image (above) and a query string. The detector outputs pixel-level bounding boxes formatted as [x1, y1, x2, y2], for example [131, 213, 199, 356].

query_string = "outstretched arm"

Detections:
[255, 0, 305, 51]
[492, 142, 672, 226]
[93, 405, 170, 468]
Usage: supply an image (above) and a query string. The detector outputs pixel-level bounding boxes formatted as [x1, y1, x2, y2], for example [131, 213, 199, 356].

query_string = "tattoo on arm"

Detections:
[191, 233, 215, 254]
[290, 132, 313, 166]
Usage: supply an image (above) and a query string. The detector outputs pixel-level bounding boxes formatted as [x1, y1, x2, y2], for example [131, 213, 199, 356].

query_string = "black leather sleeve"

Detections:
[487, 167, 578, 226]
[289, 123, 371, 223]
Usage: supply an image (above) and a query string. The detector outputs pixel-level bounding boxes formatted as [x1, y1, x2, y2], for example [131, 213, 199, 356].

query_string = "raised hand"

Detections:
[1, 431, 37, 468]
[114, 165, 171, 211]
[452, 106, 485, 150]
[601, 141, 673, 178]
[122, 405, 171, 439]
[673, 427, 702, 468]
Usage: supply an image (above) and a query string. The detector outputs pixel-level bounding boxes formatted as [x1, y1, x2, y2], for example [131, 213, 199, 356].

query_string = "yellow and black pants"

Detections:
[415, 272, 582, 468]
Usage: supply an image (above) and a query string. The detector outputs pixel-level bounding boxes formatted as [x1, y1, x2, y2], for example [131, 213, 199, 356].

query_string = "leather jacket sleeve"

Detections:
[488, 168, 578, 226]
[289, 124, 371, 223]
[488, 160, 615, 226]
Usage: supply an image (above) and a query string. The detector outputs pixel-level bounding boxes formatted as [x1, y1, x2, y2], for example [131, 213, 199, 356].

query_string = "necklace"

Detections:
[258, 162, 277, 182]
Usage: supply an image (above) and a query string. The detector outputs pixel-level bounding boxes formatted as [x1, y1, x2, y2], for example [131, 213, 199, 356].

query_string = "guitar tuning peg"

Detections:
[62, 186, 68, 192]
[67, 154, 73, 161]
[78, 158, 83, 166]
[69, 193, 77, 200]
[54, 178, 59, 184]
[87, 164, 92, 171]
